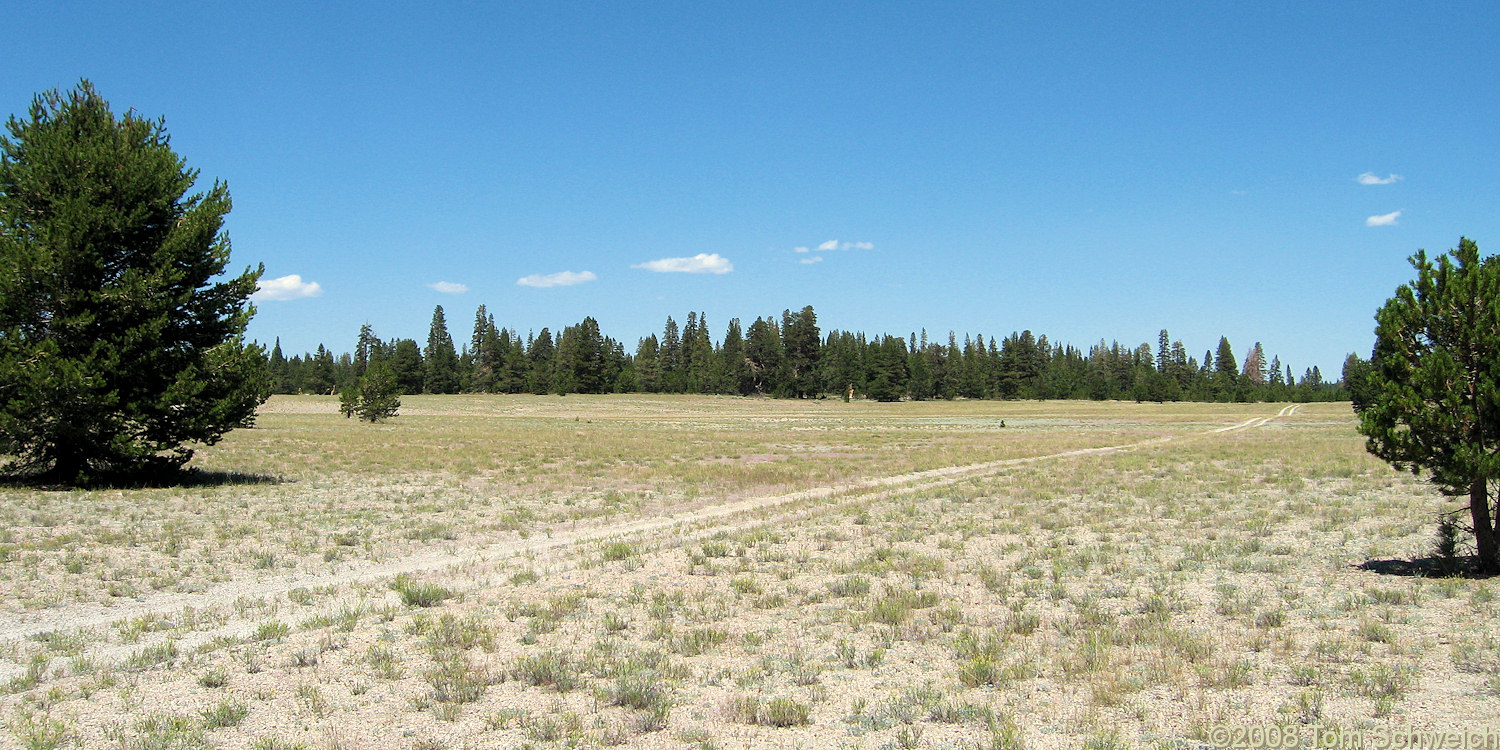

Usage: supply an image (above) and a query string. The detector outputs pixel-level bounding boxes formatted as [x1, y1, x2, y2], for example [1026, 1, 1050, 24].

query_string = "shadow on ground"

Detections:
[0, 468, 286, 490]
[1358, 555, 1494, 579]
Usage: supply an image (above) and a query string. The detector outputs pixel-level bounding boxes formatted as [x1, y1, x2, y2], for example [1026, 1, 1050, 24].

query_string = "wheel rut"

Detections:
[0, 405, 1302, 679]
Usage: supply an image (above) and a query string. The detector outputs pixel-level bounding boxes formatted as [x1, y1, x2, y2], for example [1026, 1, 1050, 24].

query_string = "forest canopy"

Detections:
[266, 304, 1347, 404]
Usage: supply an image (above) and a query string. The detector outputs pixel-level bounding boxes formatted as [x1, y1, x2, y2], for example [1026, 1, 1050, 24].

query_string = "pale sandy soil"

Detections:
[2, 399, 1496, 750]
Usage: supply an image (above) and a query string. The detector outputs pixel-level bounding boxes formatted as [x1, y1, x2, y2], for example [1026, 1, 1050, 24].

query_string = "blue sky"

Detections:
[7, 2, 1498, 375]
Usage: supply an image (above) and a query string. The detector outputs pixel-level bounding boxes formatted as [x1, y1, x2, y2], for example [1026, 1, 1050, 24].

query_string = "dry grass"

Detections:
[1, 397, 1493, 750]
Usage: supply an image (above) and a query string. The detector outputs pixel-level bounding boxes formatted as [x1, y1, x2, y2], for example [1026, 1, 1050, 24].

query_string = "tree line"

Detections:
[266, 304, 1349, 403]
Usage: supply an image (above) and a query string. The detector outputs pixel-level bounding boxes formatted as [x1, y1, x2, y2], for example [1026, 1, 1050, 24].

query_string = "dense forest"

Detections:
[266, 305, 1351, 403]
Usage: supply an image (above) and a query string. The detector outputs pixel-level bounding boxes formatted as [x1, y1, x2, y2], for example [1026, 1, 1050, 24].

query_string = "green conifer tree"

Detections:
[0, 82, 268, 479]
[635, 335, 662, 393]
[390, 339, 425, 395]
[354, 361, 400, 421]
[720, 319, 751, 395]
[423, 305, 460, 394]
[528, 329, 555, 395]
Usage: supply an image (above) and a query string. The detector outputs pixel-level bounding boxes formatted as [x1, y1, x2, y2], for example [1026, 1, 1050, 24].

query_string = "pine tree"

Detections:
[0, 81, 268, 480]
[720, 319, 751, 395]
[681, 313, 700, 391]
[468, 306, 496, 393]
[1213, 337, 1239, 400]
[1342, 353, 1374, 412]
[528, 329, 555, 395]
[745, 317, 784, 395]
[660, 316, 682, 393]
[1241, 342, 1267, 386]
[354, 323, 377, 379]
[500, 332, 528, 393]
[865, 335, 908, 402]
[268, 339, 292, 394]
[1357, 239, 1500, 570]
[423, 305, 459, 394]
[353, 361, 400, 422]
[557, 317, 605, 393]
[686, 312, 717, 394]
[907, 338, 934, 400]
[781, 306, 822, 398]
[635, 335, 662, 392]
[390, 339, 424, 395]
[307, 345, 336, 394]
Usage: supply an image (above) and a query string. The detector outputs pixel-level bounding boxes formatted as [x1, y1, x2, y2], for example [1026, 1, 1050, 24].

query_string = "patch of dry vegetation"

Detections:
[3, 398, 1492, 750]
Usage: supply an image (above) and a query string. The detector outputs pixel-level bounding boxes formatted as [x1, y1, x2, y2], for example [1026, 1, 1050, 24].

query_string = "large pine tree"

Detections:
[424, 305, 460, 394]
[0, 82, 268, 480]
[781, 306, 822, 398]
[1360, 239, 1500, 571]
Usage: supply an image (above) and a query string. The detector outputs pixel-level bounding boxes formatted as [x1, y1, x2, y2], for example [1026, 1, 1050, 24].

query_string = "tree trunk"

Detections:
[1471, 476, 1499, 573]
[50, 448, 85, 483]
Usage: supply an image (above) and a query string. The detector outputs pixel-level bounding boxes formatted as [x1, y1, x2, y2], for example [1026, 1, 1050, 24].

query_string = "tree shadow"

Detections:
[0, 467, 286, 490]
[1357, 555, 1495, 579]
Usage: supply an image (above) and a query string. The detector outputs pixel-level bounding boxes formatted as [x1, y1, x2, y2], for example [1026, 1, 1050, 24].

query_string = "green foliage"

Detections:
[390, 574, 451, 607]
[727, 694, 811, 727]
[321, 301, 1351, 404]
[352, 362, 400, 422]
[8, 711, 72, 750]
[108, 713, 208, 750]
[1359, 238, 1500, 571]
[782, 306, 821, 397]
[866, 335, 908, 402]
[390, 338, 424, 394]
[510, 650, 582, 691]
[424, 305, 460, 394]
[0, 81, 268, 481]
[198, 699, 248, 728]
[1344, 353, 1376, 412]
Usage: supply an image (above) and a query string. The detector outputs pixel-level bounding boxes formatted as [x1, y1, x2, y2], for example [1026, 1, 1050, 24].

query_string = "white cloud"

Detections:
[812, 239, 874, 252]
[252, 274, 322, 301]
[1366, 210, 1402, 227]
[799, 256, 824, 265]
[1357, 172, 1402, 186]
[426, 281, 469, 294]
[517, 270, 597, 288]
[794, 246, 810, 253]
[631, 253, 733, 274]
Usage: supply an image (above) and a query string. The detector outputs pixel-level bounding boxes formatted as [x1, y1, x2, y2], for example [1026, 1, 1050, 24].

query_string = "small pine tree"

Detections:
[338, 381, 358, 418]
[354, 362, 400, 422]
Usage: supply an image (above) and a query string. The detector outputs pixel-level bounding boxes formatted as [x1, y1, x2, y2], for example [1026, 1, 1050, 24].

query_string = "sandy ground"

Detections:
[5, 401, 1498, 750]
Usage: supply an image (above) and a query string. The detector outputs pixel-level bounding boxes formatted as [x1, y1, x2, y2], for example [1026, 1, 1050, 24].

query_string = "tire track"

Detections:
[0, 404, 1303, 678]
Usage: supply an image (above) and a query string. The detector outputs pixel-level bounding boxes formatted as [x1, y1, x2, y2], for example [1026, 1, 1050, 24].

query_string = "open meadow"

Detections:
[1, 396, 1496, 750]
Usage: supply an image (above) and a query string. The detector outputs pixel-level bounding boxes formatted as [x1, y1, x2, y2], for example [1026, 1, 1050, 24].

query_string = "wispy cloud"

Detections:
[1366, 210, 1402, 227]
[252, 274, 322, 301]
[517, 270, 597, 288]
[814, 239, 874, 251]
[632, 253, 733, 274]
[794, 246, 810, 253]
[799, 256, 824, 265]
[1357, 172, 1402, 185]
[426, 281, 469, 294]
